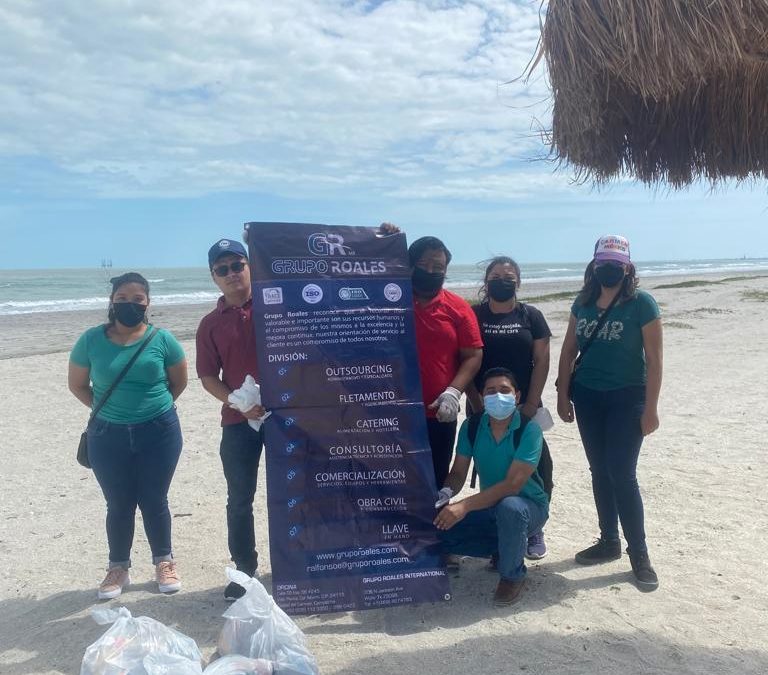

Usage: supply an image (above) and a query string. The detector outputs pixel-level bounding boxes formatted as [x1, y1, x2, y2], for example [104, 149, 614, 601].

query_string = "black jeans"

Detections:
[220, 421, 264, 573]
[538, 438, 554, 499]
[427, 418, 457, 488]
[88, 407, 183, 566]
[571, 382, 647, 554]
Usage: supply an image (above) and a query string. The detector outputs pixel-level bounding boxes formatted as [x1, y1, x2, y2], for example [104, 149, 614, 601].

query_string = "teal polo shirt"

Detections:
[456, 411, 548, 511]
[70, 324, 185, 424]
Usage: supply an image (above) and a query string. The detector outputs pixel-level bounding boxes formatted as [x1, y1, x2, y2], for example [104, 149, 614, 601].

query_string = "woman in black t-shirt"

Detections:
[467, 256, 553, 560]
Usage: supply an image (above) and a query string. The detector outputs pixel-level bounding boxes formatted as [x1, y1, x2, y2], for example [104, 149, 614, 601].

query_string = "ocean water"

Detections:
[1, 259, 767, 316]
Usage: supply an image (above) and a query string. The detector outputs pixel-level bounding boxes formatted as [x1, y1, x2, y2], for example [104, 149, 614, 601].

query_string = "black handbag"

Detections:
[556, 292, 621, 399]
[77, 327, 159, 468]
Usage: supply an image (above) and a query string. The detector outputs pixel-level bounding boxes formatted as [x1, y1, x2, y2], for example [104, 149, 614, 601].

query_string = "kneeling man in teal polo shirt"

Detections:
[434, 367, 549, 606]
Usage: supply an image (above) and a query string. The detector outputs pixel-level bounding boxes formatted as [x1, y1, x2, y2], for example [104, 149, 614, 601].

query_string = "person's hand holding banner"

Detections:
[433, 501, 468, 530]
[378, 222, 401, 235]
[429, 386, 461, 422]
[434, 487, 454, 509]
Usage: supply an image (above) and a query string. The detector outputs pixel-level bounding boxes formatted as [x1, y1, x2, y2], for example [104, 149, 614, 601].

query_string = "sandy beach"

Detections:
[1, 271, 767, 674]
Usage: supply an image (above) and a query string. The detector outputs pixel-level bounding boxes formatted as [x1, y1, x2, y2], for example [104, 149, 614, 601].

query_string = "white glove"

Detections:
[429, 386, 461, 422]
[435, 487, 454, 509]
[228, 375, 271, 431]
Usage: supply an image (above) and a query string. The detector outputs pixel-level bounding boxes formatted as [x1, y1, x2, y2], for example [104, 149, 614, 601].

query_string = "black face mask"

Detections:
[411, 267, 445, 296]
[487, 278, 517, 302]
[594, 263, 625, 288]
[112, 302, 147, 327]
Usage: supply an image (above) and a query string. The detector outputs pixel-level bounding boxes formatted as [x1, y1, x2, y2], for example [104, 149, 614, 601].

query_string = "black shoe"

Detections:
[224, 567, 256, 602]
[444, 554, 461, 574]
[224, 580, 247, 601]
[628, 550, 659, 591]
[575, 538, 622, 565]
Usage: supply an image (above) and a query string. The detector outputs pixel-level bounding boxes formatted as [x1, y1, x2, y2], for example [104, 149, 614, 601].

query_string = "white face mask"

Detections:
[483, 392, 517, 420]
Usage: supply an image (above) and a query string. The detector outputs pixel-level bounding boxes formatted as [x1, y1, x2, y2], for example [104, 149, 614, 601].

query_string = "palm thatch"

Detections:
[538, 0, 768, 186]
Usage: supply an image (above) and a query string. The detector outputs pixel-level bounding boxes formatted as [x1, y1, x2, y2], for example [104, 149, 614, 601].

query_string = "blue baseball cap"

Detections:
[208, 238, 248, 268]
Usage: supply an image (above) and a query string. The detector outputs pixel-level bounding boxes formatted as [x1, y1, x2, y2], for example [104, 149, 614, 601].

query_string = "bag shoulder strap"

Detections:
[512, 414, 530, 450]
[574, 291, 621, 367]
[467, 412, 484, 489]
[90, 327, 159, 421]
[467, 412, 483, 449]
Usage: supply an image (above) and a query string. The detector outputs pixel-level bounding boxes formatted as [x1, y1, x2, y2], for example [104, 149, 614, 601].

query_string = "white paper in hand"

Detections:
[228, 375, 271, 431]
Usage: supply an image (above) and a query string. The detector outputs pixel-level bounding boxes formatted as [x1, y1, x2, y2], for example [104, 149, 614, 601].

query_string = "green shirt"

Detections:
[456, 411, 549, 511]
[571, 290, 660, 391]
[70, 324, 185, 424]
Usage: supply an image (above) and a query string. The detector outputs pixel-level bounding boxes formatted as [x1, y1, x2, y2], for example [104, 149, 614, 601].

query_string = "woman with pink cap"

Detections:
[556, 235, 663, 590]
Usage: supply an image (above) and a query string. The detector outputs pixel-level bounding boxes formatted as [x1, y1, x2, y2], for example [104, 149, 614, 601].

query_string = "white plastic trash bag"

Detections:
[204, 655, 274, 674]
[217, 569, 318, 675]
[81, 607, 202, 675]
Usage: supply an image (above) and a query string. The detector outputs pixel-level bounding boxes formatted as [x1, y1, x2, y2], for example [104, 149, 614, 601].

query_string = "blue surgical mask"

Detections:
[483, 392, 517, 420]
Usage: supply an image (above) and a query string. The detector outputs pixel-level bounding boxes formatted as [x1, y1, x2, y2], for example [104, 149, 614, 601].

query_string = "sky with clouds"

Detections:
[1, 0, 767, 268]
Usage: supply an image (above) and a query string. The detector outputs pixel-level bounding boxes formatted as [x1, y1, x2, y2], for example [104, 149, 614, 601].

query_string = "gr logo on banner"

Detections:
[308, 232, 354, 256]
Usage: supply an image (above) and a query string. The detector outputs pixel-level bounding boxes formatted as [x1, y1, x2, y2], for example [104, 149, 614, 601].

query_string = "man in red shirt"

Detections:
[196, 238, 266, 601]
[409, 236, 483, 487]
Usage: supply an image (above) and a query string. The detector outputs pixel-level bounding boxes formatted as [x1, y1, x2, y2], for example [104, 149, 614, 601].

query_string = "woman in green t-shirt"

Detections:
[68, 272, 188, 600]
[556, 236, 663, 591]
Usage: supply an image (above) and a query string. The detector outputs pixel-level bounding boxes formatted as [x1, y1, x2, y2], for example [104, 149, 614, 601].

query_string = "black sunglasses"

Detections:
[213, 261, 248, 277]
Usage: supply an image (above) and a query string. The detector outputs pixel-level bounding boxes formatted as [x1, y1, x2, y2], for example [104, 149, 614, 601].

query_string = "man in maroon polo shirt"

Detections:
[196, 238, 266, 600]
[409, 236, 483, 488]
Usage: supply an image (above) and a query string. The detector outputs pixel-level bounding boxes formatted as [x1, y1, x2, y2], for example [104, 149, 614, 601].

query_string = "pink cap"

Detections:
[593, 235, 630, 264]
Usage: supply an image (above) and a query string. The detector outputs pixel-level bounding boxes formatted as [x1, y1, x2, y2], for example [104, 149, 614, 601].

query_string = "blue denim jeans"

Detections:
[571, 382, 647, 554]
[220, 422, 264, 574]
[88, 407, 183, 567]
[440, 496, 548, 581]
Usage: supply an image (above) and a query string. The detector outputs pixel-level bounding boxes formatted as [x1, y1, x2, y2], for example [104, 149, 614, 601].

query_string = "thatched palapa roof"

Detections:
[537, 0, 768, 186]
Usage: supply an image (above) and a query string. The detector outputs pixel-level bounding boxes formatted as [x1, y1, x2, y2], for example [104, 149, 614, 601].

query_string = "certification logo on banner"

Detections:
[263, 287, 284, 305]
[384, 283, 403, 302]
[339, 287, 369, 301]
[301, 283, 323, 304]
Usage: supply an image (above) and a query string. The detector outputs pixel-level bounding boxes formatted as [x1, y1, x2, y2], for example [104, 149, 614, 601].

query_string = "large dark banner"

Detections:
[246, 223, 450, 614]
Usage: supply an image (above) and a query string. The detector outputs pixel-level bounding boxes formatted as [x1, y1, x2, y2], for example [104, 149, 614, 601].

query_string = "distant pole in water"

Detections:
[101, 258, 113, 283]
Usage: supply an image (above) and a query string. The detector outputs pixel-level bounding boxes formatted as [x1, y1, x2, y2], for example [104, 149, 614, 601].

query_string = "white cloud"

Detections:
[0, 0, 552, 199]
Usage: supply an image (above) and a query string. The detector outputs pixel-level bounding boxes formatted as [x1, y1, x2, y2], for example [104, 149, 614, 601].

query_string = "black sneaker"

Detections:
[224, 568, 256, 602]
[574, 538, 622, 565]
[628, 550, 659, 591]
[224, 580, 247, 602]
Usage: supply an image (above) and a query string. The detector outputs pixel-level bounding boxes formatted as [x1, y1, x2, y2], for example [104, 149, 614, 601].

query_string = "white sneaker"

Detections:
[156, 560, 181, 594]
[98, 567, 130, 600]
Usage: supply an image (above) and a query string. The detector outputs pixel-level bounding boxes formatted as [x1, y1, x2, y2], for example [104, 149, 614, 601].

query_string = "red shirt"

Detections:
[413, 289, 483, 418]
[196, 296, 259, 426]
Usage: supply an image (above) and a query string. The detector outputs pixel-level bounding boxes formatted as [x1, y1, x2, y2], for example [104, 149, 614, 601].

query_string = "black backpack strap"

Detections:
[513, 415, 547, 493]
[512, 414, 530, 449]
[467, 413, 483, 447]
[467, 413, 483, 489]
